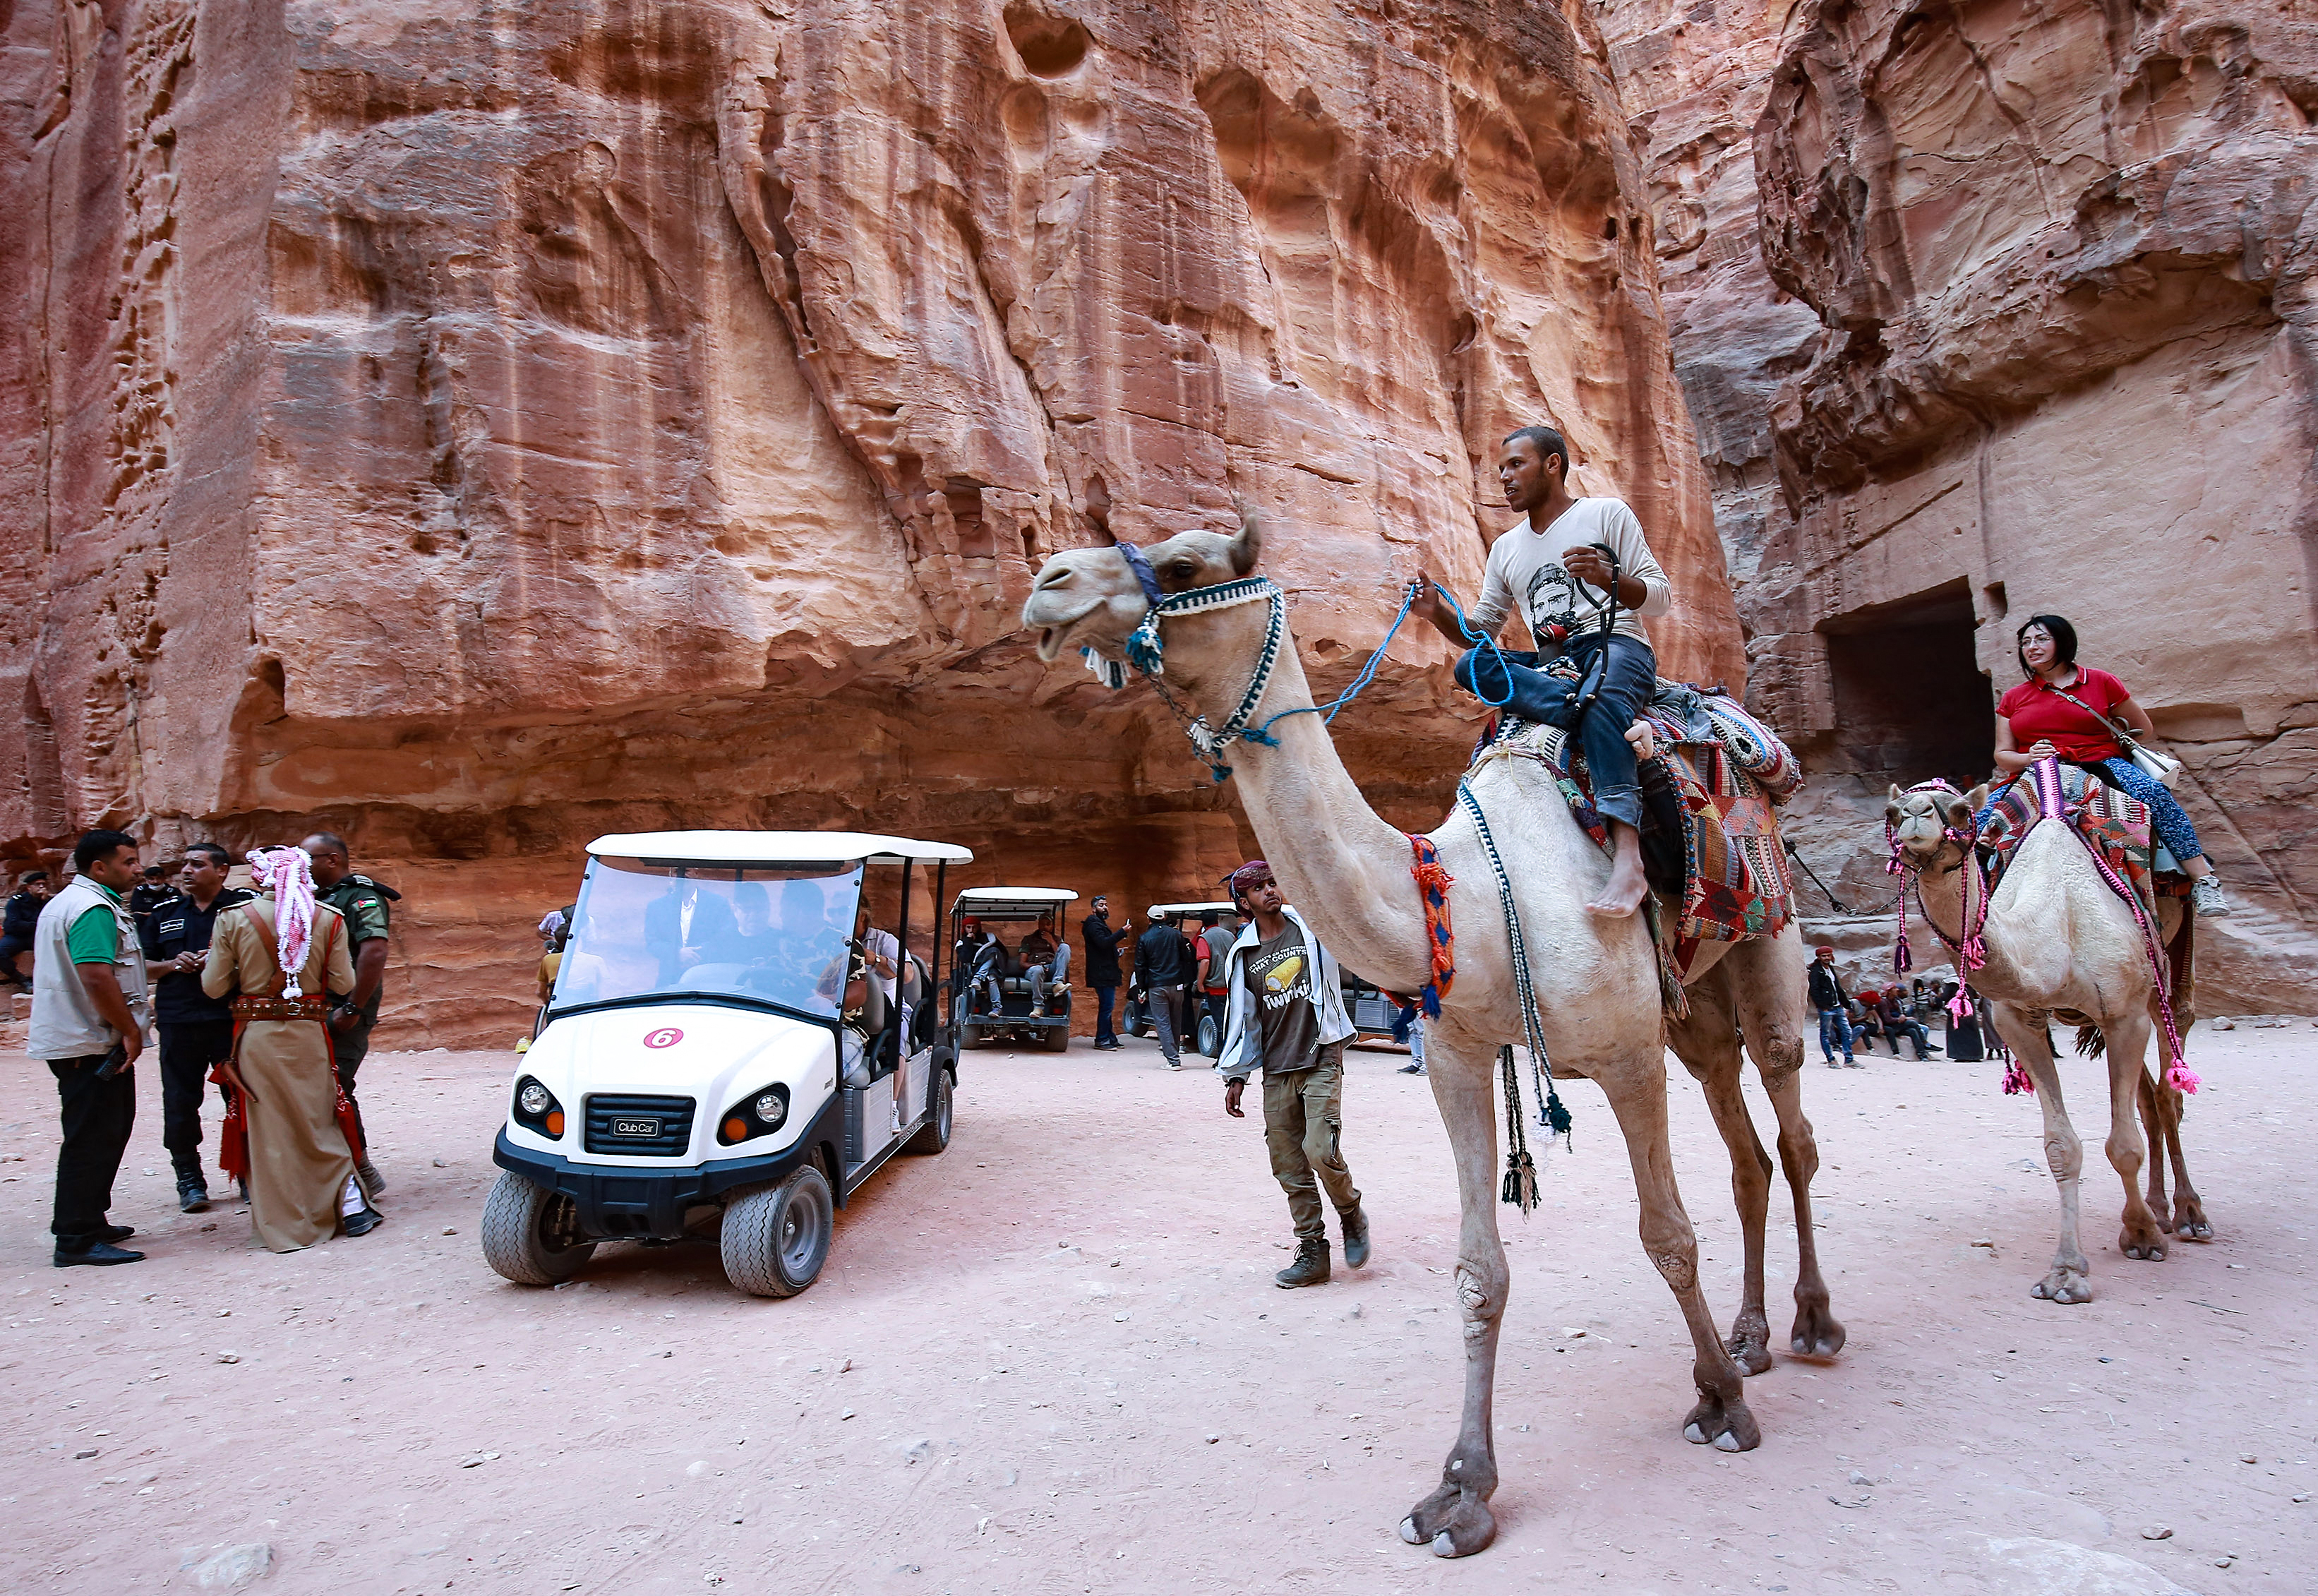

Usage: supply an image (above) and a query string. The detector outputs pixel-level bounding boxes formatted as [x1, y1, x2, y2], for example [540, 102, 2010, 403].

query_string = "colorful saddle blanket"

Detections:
[1474, 683, 1800, 985]
[1976, 765, 2161, 920]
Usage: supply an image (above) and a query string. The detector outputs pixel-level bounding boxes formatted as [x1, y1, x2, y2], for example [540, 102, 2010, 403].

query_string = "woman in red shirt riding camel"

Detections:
[1993, 613, 2227, 918]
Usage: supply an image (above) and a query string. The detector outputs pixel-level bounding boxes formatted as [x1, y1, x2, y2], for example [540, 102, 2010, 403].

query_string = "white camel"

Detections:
[1023, 518, 1839, 1558]
[1885, 778, 2209, 1305]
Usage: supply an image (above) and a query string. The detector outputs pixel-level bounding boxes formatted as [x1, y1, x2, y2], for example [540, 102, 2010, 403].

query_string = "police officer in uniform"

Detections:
[301, 831, 399, 1192]
[137, 843, 252, 1211]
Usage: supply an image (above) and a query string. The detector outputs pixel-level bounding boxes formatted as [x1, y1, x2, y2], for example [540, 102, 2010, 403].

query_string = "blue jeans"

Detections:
[2081, 758, 2202, 864]
[1093, 984, 1117, 1045]
[1455, 635, 1657, 829]
[1815, 1007, 1854, 1063]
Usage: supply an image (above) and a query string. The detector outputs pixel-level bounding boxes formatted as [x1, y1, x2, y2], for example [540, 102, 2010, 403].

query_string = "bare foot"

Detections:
[1585, 861, 1648, 918]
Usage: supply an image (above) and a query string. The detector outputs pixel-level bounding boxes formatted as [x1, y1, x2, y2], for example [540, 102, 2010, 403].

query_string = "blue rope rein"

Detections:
[1242, 577, 1426, 746]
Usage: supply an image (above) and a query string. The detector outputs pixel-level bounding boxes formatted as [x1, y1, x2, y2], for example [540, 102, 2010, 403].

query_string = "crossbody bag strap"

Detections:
[246, 908, 289, 1001]
[2042, 680, 2142, 752]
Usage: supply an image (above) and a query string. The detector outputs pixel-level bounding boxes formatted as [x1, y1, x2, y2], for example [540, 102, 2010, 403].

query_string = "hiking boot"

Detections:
[1275, 1237, 1331, 1288]
[355, 1157, 388, 1196]
[2191, 875, 2230, 917]
[1340, 1207, 1371, 1270]
[178, 1177, 211, 1213]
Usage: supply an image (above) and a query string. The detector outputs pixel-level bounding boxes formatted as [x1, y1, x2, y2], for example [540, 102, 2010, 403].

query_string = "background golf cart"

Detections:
[1124, 901, 1235, 1056]
[948, 886, 1076, 1052]
[484, 830, 970, 1300]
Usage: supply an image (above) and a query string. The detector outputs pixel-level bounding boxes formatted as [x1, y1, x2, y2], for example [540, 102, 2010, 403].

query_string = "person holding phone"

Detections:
[30, 831, 159, 1267]
[1415, 425, 1674, 918]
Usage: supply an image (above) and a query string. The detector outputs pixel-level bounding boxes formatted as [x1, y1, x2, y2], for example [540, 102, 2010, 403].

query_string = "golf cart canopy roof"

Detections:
[953, 887, 1076, 922]
[1147, 901, 1236, 920]
[585, 830, 974, 866]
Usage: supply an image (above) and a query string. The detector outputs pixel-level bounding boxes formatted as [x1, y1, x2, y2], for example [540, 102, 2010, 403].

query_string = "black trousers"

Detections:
[49, 1054, 136, 1249]
[332, 1016, 374, 1151]
[157, 1019, 236, 1180]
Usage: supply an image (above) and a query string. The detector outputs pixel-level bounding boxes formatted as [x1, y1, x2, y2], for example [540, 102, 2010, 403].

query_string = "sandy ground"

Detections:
[3, 1022, 2314, 1595]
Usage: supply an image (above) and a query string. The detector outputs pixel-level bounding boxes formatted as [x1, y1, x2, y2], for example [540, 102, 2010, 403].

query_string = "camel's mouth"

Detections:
[1023, 596, 1107, 664]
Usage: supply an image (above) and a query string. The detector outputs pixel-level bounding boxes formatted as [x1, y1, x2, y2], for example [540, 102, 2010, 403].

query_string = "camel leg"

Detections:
[1597, 1056, 1760, 1451]
[1751, 1051, 1844, 1359]
[2136, 1067, 2173, 1231]
[1398, 1030, 1506, 1559]
[1667, 989, 1774, 1375]
[2154, 1074, 2212, 1240]
[2101, 1011, 2168, 1262]
[1990, 1005, 2091, 1302]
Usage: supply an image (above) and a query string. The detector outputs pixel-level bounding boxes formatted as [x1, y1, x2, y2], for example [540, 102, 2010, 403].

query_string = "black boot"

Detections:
[178, 1176, 211, 1213]
[1340, 1206, 1371, 1270]
[1275, 1237, 1330, 1288]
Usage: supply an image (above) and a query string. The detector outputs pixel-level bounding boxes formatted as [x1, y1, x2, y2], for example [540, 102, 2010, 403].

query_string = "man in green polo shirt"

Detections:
[303, 832, 395, 1193]
[31, 830, 170, 1266]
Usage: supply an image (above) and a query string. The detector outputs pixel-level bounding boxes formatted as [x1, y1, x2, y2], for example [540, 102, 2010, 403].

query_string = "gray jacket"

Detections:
[28, 875, 150, 1061]
[1214, 906, 1356, 1081]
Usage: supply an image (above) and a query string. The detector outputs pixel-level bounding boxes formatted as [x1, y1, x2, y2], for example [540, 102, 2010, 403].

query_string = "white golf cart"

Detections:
[949, 887, 1077, 1052]
[483, 830, 970, 1298]
[1124, 900, 1235, 1057]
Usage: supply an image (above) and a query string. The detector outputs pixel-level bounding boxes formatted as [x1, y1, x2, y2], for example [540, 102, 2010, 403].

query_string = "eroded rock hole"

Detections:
[1005, 5, 1091, 78]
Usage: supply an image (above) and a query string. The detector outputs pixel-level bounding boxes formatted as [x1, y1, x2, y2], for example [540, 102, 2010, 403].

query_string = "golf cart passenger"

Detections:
[644, 877, 735, 985]
[968, 925, 1011, 1014]
[1017, 913, 1070, 1016]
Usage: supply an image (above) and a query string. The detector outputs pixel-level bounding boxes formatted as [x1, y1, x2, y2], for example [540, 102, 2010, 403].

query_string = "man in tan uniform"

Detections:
[203, 848, 379, 1252]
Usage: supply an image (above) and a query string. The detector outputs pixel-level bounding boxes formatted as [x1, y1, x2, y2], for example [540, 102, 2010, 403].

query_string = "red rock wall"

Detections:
[3, 0, 1742, 1044]
[1597, 0, 2318, 1009]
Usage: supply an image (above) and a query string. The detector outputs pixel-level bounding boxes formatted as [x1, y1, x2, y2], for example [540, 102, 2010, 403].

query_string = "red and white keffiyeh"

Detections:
[247, 846, 319, 997]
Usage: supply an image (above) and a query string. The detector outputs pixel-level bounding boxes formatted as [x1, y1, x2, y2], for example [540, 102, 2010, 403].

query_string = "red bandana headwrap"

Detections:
[1227, 860, 1273, 903]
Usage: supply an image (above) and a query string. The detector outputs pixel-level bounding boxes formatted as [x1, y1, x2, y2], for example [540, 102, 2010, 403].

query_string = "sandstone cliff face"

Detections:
[3, 0, 1741, 1042]
[1600, 0, 2318, 1009]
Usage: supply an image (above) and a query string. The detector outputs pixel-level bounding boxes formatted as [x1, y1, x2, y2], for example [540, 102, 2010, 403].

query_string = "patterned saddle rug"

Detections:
[1976, 764, 2165, 920]
[1470, 680, 1801, 989]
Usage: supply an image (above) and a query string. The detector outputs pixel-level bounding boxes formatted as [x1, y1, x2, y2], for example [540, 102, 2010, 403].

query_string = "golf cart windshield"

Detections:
[551, 856, 863, 1018]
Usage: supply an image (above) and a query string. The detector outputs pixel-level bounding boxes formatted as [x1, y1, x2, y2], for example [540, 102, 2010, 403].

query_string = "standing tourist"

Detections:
[1134, 910, 1197, 1070]
[1081, 896, 1124, 1050]
[2, 869, 51, 991]
[301, 832, 395, 1192]
[138, 844, 253, 1212]
[1215, 861, 1369, 1288]
[1994, 613, 2228, 916]
[1196, 908, 1239, 1057]
[204, 848, 378, 1249]
[1415, 425, 1674, 918]
[1807, 946, 1858, 1069]
[129, 863, 176, 929]
[33, 832, 155, 1267]
[1393, 1002, 1427, 1075]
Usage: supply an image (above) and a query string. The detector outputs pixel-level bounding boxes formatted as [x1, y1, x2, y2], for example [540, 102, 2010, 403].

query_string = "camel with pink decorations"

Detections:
[1023, 517, 1841, 1559]
[1884, 779, 2209, 1306]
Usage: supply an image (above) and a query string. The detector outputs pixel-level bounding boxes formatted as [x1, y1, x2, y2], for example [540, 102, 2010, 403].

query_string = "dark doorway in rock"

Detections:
[1818, 577, 1995, 791]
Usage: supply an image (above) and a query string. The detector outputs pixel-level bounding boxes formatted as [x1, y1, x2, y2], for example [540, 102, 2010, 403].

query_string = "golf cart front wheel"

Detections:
[722, 1164, 834, 1297]
[480, 1170, 597, 1285]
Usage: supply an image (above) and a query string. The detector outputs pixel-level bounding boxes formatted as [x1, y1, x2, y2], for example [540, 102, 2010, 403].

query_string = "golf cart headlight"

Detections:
[519, 1081, 551, 1116]
[753, 1091, 786, 1127]
[512, 1076, 564, 1137]
[719, 1084, 790, 1145]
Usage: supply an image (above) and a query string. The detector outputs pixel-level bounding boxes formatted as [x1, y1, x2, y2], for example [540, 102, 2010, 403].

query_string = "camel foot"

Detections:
[2030, 1266, 2092, 1304]
[2119, 1221, 2168, 1262]
[2173, 1197, 2214, 1241]
[1725, 1325, 1773, 1378]
[1789, 1297, 1847, 1360]
[1400, 1484, 1496, 1559]
[1681, 1391, 1761, 1453]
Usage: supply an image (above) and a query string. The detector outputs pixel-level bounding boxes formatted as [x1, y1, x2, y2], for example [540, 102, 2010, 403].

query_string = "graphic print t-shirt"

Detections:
[1247, 923, 1321, 1074]
[1469, 498, 1672, 657]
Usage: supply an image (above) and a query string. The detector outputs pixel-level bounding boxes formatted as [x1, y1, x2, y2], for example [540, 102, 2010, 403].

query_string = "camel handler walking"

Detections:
[1216, 860, 1371, 1288]
[203, 848, 383, 1250]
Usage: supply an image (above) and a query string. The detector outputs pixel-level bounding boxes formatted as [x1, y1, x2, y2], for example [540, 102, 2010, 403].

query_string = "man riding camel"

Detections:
[1415, 425, 1672, 918]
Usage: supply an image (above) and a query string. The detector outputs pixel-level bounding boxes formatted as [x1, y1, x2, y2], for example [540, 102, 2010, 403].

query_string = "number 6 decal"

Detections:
[644, 1027, 683, 1050]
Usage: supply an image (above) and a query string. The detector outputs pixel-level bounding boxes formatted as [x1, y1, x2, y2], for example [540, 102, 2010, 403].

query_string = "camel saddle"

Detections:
[1976, 764, 2173, 922]
[1472, 678, 1801, 984]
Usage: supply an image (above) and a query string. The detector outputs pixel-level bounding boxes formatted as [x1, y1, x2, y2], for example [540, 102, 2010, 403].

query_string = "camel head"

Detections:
[1021, 510, 1263, 693]
[1884, 781, 1990, 865]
